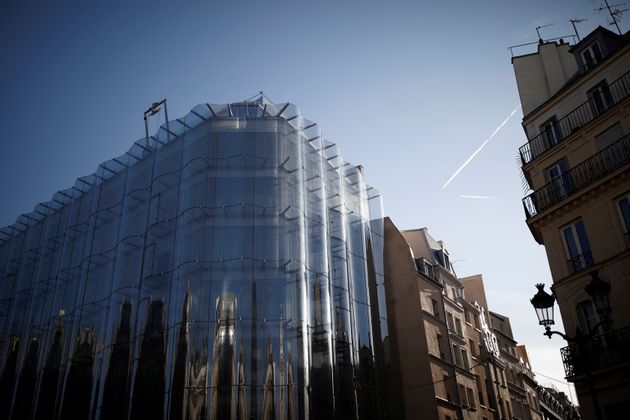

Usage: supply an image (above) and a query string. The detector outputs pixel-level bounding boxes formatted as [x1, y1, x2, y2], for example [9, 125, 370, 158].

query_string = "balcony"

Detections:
[519, 69, 630, 165]
[567, 250, 594, 274]
[561, 326, 630, 379]
[523, 134, 630, 218]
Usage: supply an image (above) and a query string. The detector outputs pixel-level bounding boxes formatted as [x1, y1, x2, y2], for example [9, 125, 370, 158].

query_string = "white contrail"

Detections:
[442, 105, 520, 189]
[460, 195, 494, 199]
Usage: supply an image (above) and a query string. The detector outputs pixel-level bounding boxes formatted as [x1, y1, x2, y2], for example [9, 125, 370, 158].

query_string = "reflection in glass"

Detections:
[35, 328, 63, 420]
[0, 337, 19, 415]
[12, 337, 40, 419]
[130, 299, 166, 420]
[60, 328, 95, 420]
[101, 300, 133, 419]
[0, 99, 398, 419]
[210, 293, 237, 420]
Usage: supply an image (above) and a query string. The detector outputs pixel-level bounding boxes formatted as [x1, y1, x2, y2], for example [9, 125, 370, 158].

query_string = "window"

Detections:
[455, 318, 463, 335]
[435, 249, 450, 269]
[467, 387, 476, 409]
[486, 378, 497, 409]
[563, 220, 594, 272]
[461, 348, 469, 369]
[444, 375, 452, 401]
[437, 333, 445, 359]
[578, 300, 602, 334]
[443, 249, 450, 269]
[540, 116, 563, 147]
[453, 344, 462, 366]
[476, 376, 485, 406]
[459, 384, 468, 407]
[469, 339, 476, 357]
[447, 312, 455, 330]
[589, 81, 614, 115]
[464, 309, 471, 324]
[617, 194, 630, 247]
[545, 159, 573, 199]
[582, 41, 603, 69]
[432, 298, 440, 317]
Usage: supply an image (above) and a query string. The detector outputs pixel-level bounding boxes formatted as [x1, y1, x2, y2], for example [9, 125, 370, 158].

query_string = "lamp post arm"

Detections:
[544, 327, 569, 340]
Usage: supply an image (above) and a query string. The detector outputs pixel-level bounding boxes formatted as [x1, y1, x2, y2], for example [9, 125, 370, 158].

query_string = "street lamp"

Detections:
[530, 271, 611, 339]
[143, 99, 169, 142]
[531, 283, 556, 329]
[529, 270, 612, 420]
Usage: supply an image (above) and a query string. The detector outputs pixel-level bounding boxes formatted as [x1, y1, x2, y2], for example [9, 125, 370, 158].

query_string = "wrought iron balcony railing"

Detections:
[561, 326, 630, 379]
[519, 69, 630, 165]
[523, 134, 630, 218]
[567, 250, 594, 274]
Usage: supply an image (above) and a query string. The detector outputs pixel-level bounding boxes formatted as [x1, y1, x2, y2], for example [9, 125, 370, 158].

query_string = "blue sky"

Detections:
[1, 0, 625, 402]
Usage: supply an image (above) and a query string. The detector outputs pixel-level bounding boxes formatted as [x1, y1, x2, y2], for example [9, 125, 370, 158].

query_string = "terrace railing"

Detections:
[561, 326, 630, 379]
[523, 134, 630, 218]
[519, 70, 630, 165]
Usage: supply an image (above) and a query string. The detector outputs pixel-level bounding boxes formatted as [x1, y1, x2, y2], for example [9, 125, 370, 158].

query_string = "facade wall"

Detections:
[383, 218, 440, 420]
[524, 103, 630, 199]
[0, 101, 393, 420]
[402, 228, 483, 420]
[514, 29, 630, 419]
[512, 42, 578, 117]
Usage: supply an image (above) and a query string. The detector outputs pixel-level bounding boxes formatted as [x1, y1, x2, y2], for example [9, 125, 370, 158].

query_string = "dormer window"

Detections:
[582, 42, 603, 70]
[434, 248, 451, 270]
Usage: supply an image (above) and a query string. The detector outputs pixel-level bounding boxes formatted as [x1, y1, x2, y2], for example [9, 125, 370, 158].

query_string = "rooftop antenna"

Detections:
[595, 0, 627, 35]
[569, 18, 587, 41]
[536, 23, 555, 42]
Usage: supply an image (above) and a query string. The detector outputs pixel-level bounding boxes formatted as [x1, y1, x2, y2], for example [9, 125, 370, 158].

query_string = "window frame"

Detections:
[539, 116, 563, 147]
[589, 80, 614, 115]
[577, 300, 602, 334]
[545, 158, 573, 199]
[615, 193, 630, 233]
[582, 41, 603, 69]
[562, 219, 594, 272]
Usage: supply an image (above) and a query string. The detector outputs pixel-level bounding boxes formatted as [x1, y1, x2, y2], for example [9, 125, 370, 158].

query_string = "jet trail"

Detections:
[442, 106, 520, 189]
[460, 195, 494, 199]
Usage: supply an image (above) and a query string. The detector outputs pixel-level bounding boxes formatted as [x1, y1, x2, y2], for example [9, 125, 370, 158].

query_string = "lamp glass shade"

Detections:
[530, 284, 555, 327]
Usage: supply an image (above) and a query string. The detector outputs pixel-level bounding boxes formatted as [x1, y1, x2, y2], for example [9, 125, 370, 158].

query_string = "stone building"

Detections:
[511, 25, 630, 419]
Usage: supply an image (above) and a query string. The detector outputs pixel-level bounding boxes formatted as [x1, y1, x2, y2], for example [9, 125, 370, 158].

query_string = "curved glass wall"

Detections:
[0, 99, 395, 419]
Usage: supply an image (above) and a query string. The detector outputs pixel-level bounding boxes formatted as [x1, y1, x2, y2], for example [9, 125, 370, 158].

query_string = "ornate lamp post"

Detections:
[529, 270, 612, 420]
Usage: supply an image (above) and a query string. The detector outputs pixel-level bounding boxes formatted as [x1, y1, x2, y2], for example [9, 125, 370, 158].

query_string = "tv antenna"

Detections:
[595, 0, 628, 35]
[536, 23, 555, 42]
[569, 18, 587, 41]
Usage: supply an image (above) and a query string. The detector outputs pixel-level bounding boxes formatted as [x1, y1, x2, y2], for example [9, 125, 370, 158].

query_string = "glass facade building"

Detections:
[0, 99, 394, 419]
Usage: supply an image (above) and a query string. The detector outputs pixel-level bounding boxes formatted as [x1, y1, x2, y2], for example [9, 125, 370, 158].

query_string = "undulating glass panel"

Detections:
[0, 98, 397, 419]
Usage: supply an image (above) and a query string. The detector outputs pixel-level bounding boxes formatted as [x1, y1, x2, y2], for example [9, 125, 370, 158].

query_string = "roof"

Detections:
[568, 25, 627, 53]
[521, 26, 630, 122]
[0, 98, 377, 245]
